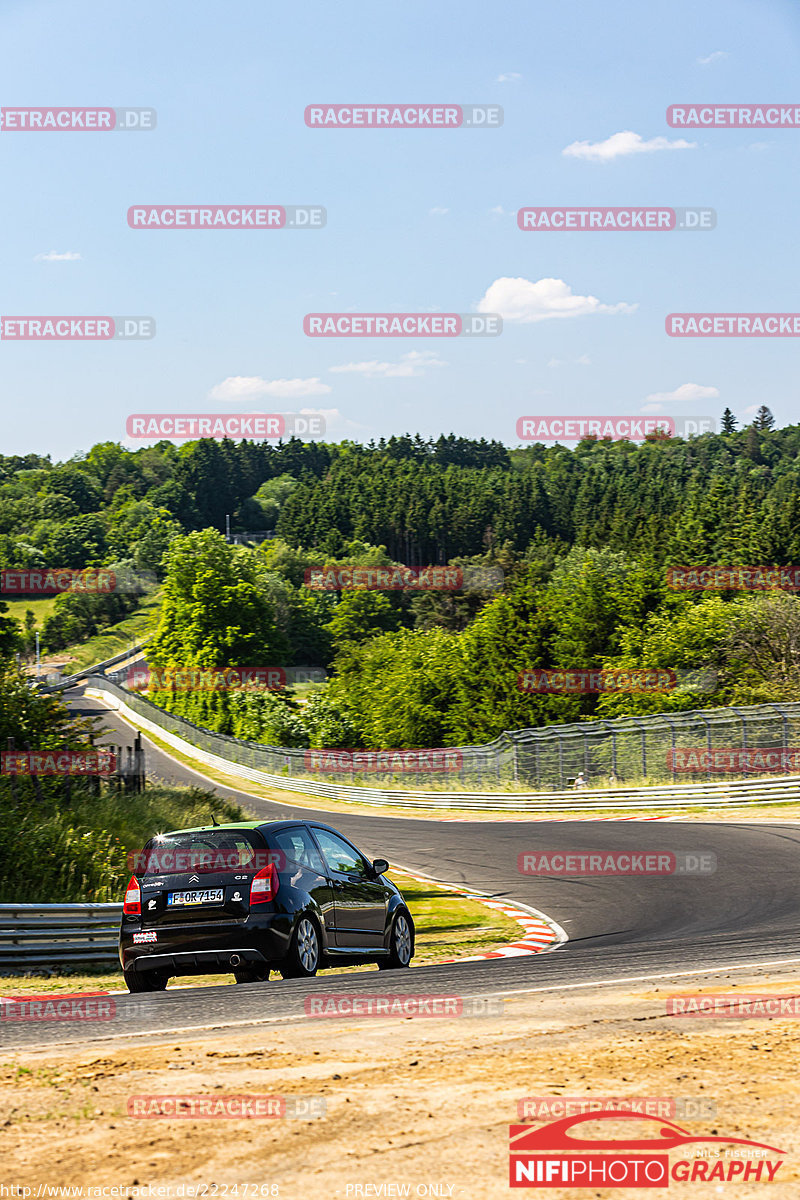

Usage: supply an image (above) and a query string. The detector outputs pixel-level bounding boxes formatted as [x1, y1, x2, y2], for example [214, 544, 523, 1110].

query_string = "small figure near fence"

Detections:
[573, 771, 587, 789]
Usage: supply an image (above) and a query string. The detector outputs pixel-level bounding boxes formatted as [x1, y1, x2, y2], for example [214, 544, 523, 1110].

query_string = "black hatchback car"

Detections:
[119, 820, 415, 991]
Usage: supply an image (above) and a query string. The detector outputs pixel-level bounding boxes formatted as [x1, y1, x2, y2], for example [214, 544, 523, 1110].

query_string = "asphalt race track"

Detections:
[5, 685, 798, 1051]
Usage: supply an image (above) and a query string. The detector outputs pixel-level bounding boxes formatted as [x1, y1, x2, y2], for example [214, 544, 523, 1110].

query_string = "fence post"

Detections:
[663, 714, 677, 782]
[699, 713, 713, 783]
[632, 720, 647, 780]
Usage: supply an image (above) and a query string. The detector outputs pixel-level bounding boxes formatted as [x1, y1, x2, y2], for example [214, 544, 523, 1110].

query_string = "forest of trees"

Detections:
[3, 417, 800, 748]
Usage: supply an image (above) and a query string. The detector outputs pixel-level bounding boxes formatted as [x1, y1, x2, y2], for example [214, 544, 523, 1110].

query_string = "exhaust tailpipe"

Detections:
[230, 953, 242, 967]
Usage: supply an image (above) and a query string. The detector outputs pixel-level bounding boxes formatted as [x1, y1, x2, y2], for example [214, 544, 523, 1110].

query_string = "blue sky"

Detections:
[1, 0, 798, 459]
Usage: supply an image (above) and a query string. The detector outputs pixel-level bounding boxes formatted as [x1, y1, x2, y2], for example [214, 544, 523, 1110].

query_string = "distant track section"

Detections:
[86, 679, 800, 813]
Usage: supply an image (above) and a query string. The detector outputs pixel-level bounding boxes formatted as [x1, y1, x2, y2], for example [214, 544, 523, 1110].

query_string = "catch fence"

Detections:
[85, 677, 800, 792]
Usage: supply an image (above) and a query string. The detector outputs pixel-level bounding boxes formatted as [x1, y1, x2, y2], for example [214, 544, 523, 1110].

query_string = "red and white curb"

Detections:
[397, 867, 567, 963]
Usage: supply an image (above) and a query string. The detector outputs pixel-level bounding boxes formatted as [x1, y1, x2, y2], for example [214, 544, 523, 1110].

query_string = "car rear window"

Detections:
[136, 830, 266, 877]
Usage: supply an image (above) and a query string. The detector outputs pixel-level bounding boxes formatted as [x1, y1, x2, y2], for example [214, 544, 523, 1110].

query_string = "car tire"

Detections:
[279, 914, 321, 978]
[124, 970, 168, 993]
[378, 910, 413, 969]
[234, 968, 271, 984]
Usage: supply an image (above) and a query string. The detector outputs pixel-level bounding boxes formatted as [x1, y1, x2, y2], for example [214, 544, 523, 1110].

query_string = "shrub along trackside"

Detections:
[0, 783, 243, 903]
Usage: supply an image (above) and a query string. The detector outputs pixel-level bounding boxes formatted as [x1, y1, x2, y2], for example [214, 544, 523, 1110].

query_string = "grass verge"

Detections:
[56, 592, 162, 672]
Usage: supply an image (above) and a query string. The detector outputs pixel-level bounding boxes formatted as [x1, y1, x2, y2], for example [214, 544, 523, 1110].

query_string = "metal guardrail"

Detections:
[87, 678, 800, 811]
[36, 639, 151, 693]
[0, 903, 122, 970]
[84, 677, 800, 794]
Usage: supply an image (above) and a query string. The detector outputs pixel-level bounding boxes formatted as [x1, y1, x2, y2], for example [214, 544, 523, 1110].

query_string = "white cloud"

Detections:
[744, 404, 760, 415]
[490, 205, 510, 217]
[549, 354, 592, 368]
[329, 350, 446, 379]
[697, 50, 727, 65]
[209, 375, 332, 401]
[34, 250, 81, 262]
[562, 130, 696, 161]
[644, 382, 719, 405]
[476, 276, 637, 323]
[429, 206, 449, 216]
[496, 72, 521, 83]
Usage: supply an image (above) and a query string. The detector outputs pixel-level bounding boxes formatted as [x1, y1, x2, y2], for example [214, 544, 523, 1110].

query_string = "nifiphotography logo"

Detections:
[509, 1111, 785, 1187]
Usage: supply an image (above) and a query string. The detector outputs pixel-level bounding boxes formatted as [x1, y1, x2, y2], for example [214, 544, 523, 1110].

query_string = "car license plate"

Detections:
[167, 888, 224, 907]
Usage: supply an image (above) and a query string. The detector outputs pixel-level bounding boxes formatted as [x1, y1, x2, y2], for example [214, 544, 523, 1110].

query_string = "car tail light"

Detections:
[123, 875, 141, 916]
[250, 863, 278, 905]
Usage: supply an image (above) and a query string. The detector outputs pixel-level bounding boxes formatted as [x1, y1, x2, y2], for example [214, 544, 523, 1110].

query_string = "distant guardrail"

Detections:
[86, 677, 800, 811]
[35, 639, 151, 693]
[0, 903, 122, 970]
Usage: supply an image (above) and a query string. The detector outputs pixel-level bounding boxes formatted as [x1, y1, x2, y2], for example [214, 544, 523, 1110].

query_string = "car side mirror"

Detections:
[371, 858, 389, 877]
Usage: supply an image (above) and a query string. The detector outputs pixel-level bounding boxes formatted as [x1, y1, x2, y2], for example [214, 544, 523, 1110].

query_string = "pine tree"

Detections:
[752, 406, 775, 431]
[721, 408, 737, 434]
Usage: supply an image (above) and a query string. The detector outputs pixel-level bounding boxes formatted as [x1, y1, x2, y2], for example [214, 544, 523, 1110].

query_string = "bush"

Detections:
[0, 784, 244, 903]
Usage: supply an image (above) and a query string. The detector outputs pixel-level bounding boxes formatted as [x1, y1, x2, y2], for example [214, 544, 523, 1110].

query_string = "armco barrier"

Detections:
[85, 677, 800, 811]
[35, 639, 151, 693]
[0, 903, 122, 970]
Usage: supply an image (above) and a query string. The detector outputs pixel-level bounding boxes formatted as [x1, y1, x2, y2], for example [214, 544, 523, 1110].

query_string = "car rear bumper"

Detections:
[123, 947, 269, 975]
[119, 914, 291, 974]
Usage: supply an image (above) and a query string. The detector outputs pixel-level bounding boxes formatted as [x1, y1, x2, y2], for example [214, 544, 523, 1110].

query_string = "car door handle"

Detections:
[330, 880, 345, 890]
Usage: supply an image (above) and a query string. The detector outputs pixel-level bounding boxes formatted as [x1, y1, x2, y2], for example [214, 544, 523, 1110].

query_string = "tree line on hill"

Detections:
[3, 414, 800, 749]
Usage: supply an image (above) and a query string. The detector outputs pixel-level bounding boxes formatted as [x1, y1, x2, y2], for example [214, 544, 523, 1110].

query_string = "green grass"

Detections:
[3, 597, 60, 626]
[57, 591, 162, 671]
[0, 782, 244, 904]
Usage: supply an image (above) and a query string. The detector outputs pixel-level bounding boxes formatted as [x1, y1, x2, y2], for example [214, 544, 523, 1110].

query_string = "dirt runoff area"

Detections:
[2, 966, 800, 1199]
